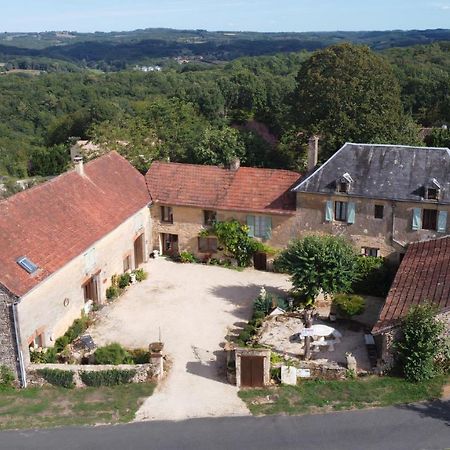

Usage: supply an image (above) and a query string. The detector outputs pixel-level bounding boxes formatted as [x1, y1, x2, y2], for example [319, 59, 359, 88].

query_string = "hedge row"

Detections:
[80, 369, 136, 387]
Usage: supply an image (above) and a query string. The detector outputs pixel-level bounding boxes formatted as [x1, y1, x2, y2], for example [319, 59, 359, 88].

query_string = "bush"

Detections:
[0, 365, 15, 388]
[118, 273, 131, 289]
[65, 316, 91, 342]
[128, 348, 150, 364]
[133, 268, 148, 282]
[54, 335, 70, 353]
[254, 293, 289, 316]
[80, 369, 136, 387]
[37, 368, 74, 388]
[179, 251, 197, 263]
[106, 285, 121, 300]
[397, 304, 445, 382]
[30, 347, 58, 363]
[94, 343, 131, 365]
[333, 294, 365, 317]
[353, 256, 393, 297]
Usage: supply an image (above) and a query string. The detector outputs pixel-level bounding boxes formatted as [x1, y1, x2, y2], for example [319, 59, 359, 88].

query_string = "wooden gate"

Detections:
[134, 233, 145, 268]
[240, 355, 264, 387]
[253, 252, 267, 271]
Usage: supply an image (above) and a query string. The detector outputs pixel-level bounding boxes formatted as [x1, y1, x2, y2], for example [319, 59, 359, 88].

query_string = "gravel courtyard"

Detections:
[89, 258, 291, 421]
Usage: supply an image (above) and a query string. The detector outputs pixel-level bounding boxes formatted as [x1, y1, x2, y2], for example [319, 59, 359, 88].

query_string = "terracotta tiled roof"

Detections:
[145, 161, 301, 215]
[0, 152, 150, 297]
[373, 236, 450, 334]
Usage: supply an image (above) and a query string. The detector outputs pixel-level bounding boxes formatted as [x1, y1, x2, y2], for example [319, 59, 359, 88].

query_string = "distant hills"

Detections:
[1, 28, 450, 70]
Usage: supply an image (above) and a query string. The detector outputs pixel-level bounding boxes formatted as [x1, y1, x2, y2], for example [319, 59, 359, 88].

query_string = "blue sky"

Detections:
[2, 0, 449, 33]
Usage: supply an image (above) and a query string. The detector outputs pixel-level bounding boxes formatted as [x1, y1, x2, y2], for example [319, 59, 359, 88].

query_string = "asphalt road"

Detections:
[1, 400, 450, 450]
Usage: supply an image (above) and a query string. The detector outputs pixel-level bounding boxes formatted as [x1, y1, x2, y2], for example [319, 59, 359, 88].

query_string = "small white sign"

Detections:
[297, 369, 311, 378]
[300, 328, 315, 337]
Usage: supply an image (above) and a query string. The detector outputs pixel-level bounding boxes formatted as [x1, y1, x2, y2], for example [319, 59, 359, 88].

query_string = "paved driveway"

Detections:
[89, 258, 291, 421]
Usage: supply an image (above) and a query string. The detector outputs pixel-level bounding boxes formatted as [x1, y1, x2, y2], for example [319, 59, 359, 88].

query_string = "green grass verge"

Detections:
[238, 375, 448, 416]
[0, 382, 155, 430]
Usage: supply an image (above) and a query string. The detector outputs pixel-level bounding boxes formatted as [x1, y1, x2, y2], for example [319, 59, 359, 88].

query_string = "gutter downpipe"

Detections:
[12, 302, 27, 388]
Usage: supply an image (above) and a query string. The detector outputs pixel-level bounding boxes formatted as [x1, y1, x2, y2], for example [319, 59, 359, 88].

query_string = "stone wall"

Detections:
[27, 357, 163, 388]
[296, 192, 450, 263]
[0, 287, 19, 380]
[151, 204, 298, 258]
[17, 206, 151, 367]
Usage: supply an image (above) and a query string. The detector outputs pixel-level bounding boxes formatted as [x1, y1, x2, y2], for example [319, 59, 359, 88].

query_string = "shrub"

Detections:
[179, 251, 198, 263]
[65, 316, 91, 342]
[212, 220, 260, 267]
[0, 365, 15, 388]
[54, 335, 70, 353]
[133, 268, 148, 282]
[106, 285, 121, 300]
[94, 343, 131, 365]
[118, 273, 131, 289]
[37, 368, 74, 388]
[353, 256, 393, 297]
[333, 294, 365, 317]
[30, 347, 58, 363]
[254, 293, 289, 316]
[128, 348, 149, 364]
[80, 369, 136, 387]
[397, 303, 445, 382]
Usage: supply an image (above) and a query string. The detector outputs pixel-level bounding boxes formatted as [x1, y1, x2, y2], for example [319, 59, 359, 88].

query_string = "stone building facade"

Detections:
[0, 152, 151, 383]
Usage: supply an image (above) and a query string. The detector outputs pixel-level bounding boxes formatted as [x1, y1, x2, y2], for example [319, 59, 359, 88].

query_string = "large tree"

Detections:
[291, 43, 421, 159]
[275, 235, 359, 303]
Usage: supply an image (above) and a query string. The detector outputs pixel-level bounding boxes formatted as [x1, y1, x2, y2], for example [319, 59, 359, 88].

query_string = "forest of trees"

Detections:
[0, 41, 449, 182]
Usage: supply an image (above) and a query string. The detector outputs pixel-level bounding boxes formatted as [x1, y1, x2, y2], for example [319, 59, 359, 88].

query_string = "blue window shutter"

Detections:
[412, 208, 422, 230]
[263, 216, 272, 240]
[247, 215, 255, 237]
[438, 211, 448, 233]
[347, 202, 356, 224]
[325, 200, 333, 222]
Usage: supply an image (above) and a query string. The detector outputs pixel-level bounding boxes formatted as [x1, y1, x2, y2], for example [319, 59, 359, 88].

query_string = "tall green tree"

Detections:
[274, 235, 359, 303]
[291, 43, 421, 159]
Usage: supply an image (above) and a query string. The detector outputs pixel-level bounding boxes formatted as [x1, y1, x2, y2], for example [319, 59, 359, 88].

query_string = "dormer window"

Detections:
[424, 178, 441, 201]
[336, 173, 353, 194]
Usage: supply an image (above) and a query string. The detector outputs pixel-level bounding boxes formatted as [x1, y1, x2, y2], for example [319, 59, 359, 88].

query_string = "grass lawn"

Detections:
[0, 382, 155, 430]
[239, 375, 448, 416]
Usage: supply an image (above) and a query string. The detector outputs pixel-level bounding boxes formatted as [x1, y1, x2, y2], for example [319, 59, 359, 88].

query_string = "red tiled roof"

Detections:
[373, 236, 450, 334]
[0, 152, 150, 297]
[145, 161, 301, 215]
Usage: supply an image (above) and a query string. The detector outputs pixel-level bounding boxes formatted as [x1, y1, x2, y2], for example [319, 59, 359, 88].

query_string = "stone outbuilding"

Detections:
[0, 152, 152, 385]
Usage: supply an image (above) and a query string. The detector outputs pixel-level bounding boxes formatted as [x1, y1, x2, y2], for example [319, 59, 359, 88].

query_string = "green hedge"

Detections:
[80, 369, 136, 387]
[54, 315, 91, 352]
[94, 343, 131, 365]
[352, 256, 393, 297]
[37, 368, 74, 388]
[333, 294, 365, 317]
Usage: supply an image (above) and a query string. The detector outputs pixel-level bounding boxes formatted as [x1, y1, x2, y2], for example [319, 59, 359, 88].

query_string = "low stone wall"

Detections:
[295, 361, 347, 380]
[28, 356, 163, 388]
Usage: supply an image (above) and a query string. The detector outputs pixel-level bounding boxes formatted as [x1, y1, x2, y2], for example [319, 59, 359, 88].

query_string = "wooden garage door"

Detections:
[241, 356, 264, 387]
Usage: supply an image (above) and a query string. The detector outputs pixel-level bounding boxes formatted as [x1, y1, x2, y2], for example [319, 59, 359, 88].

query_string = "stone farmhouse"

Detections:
[0, 152, 151, 385]
[293, 142, 450, 263]
[1, 141, 449, 385]
[145, 159, 301, 266]
[372, 235, 450, 367]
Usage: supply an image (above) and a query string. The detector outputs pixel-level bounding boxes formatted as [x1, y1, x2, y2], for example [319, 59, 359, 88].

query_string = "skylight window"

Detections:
[17, 256, 38, 274]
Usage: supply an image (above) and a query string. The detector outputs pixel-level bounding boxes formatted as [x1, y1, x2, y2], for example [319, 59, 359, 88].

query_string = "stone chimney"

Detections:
[307, 135, 319, 171]
[74, 155, 84, 176]
[229, 158, 240, 171]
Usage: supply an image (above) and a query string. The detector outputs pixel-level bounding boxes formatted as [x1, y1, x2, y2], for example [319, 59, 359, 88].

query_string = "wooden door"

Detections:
[240, 356, 264, 387]
[134, 234, 144, 268]
[253, 252, 267, 271]
[161, 233, 179, 256]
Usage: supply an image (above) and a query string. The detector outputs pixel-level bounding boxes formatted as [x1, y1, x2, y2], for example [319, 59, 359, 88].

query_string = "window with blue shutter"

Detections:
[412, 208, 422, 230]
[263, 216, 272, 240]
[325, 200, 333, 222]
[347, 202, 356, 224]
[246, 215, 255, 237]
[438, 210, 448, 233]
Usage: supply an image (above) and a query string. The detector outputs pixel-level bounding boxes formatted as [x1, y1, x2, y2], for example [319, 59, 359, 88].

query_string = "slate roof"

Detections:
[372, 236, 450, 334]
[145, 161, 301, 215]
[0, 152, 150, 297]
[293, 143, 450, 204]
